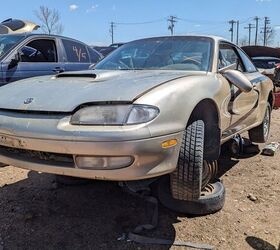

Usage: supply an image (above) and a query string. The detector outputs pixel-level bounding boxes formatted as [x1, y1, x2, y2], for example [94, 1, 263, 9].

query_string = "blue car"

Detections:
[0, 33, 102, 85]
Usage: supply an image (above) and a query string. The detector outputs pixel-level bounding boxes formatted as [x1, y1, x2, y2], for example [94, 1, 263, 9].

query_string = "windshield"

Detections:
[0, 35, 25, 59]
[95, 36, 213, 71]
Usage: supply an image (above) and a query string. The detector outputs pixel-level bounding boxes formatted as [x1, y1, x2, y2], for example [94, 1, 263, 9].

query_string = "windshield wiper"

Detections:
[117, 68, 145, 70]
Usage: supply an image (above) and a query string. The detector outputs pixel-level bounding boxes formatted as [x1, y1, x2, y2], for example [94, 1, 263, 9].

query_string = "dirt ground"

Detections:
[0, 113, 279, 250]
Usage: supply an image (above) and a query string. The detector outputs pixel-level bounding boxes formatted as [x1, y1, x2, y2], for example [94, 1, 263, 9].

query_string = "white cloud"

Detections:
[69, 4, 78, 11]
[86, 4, 99, 13]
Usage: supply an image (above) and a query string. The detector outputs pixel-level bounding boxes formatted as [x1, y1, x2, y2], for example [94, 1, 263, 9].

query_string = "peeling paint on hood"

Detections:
[0, 70, 206, 112]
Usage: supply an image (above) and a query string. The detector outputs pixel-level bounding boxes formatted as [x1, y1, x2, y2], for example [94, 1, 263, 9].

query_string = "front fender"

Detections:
[134, 73, 223, 137]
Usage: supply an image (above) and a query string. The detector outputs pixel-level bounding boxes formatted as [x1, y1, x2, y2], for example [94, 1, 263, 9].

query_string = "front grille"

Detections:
[0, 145, 74, 167]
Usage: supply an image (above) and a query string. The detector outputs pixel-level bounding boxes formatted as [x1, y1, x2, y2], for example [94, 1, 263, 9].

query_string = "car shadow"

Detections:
[0, 170, 180, 250]
[246, 236, 279, 250]
[0, 142, 262, 250]
[217, 140, 260, 178]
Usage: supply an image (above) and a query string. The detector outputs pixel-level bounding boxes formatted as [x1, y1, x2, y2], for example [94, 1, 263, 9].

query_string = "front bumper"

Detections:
[0, 132, 182, 181]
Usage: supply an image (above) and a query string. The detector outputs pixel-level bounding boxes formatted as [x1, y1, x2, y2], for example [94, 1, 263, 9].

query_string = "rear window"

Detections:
[88, 48, 101, 63]
[2, 19, 25, 31]
[0, 25, 9, 34]
[62, 39, 90, 63]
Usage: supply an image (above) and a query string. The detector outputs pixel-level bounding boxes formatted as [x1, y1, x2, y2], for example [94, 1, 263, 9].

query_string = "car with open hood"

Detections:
[242, 45, 280, 108]
[0, 36, 273, 214]
[0, 18, 40, 34]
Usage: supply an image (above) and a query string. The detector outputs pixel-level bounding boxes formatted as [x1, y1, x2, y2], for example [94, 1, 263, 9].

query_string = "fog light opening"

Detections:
[161, 139, 177, 149]
[75, 156, 133, 170]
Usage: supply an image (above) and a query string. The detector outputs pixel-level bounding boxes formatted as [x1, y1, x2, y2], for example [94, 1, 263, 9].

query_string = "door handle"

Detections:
[252, 81, 261, 89]
[52, 67, 65, 73]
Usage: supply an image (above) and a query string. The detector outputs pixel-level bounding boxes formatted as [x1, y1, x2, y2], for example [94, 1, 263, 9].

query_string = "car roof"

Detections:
[0, 33, 102, 57]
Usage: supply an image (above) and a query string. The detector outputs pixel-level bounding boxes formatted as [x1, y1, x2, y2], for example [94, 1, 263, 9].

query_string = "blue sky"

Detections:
[1, 0, 280, 46]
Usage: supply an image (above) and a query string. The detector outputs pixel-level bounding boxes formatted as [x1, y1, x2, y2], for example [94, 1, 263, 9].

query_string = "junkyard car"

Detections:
[0, 33, 102, 85]
[92, 43, 124, 57]
[0, 36, 273, 214]
[0, 18, 40, 34]
[242, 45, 280, 109]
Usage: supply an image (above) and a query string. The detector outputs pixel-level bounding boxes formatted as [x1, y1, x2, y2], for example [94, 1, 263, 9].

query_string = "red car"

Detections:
[274, 64, 280, 108]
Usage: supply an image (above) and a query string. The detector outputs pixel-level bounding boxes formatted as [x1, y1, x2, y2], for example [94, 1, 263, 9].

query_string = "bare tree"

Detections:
[259, 29, 276, 47]
[239, 36, 248, 46]
[35, 6, 64, 35]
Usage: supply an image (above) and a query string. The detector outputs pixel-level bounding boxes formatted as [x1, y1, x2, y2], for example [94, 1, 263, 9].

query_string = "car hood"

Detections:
[0, 70, 206, 112]
[242, 45, 280, 59]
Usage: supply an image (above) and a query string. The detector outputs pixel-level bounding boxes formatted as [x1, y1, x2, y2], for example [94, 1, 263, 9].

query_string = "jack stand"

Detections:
[230, 134, 245, 156]
[118, 180, 214, 249]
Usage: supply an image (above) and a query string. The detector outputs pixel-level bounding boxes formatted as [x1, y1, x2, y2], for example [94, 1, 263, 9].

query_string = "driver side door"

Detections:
[219, 43, 260, 135]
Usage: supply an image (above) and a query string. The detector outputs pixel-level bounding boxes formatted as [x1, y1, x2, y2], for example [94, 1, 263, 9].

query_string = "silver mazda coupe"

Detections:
[0, 36, 273, 214]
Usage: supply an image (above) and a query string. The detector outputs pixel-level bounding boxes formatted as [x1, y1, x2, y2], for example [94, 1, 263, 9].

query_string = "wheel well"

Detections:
[188, 99, 221, 160]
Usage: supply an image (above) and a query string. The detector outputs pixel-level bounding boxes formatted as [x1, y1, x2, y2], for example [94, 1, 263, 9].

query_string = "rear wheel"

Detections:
[249, 103, 271, 143]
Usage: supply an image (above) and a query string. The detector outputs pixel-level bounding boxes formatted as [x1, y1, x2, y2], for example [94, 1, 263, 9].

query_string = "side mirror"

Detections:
[222, 69, 253, 92]
[8, 52, 20, 69]
[89, 63, 95, 70]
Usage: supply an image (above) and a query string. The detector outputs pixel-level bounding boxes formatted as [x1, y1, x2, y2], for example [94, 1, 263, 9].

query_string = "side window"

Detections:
[237, 48, 257, 73]
[20, 39, 57, 63]
[219, 43, 243, 71]
[62, 39, 89, 63]
[88, 48, 101, 63]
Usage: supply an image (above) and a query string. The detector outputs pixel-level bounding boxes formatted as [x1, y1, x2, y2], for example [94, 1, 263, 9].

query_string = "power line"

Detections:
[177, 17, 227, 24]
[115, 19, 165, 25]
[168, 16, 177, 36]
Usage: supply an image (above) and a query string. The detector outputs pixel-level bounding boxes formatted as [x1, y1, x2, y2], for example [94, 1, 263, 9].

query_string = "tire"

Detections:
[170, 120, 204, 201]
[249, 102, 271, 143]
[156, 176, 225, 215]
[55, 175, 91, 186]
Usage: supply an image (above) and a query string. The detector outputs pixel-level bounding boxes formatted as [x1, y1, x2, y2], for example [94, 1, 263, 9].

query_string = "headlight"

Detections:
[70, 104, 159, 125]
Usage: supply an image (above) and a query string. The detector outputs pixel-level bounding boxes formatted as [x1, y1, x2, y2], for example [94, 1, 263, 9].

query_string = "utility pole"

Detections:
[236, 20, 239, 45]
[264, 17, 268, 46]
[261, 17, 272, 46]
[229, 20, 236, 42]
[254, 16, 260, 45]
[168, 16, 177, 36]
[244, 23, 255, 45]
[109, 22, 115, 44]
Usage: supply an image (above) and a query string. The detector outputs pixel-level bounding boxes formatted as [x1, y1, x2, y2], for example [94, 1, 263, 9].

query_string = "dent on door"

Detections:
[230, 86, 259, 115]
